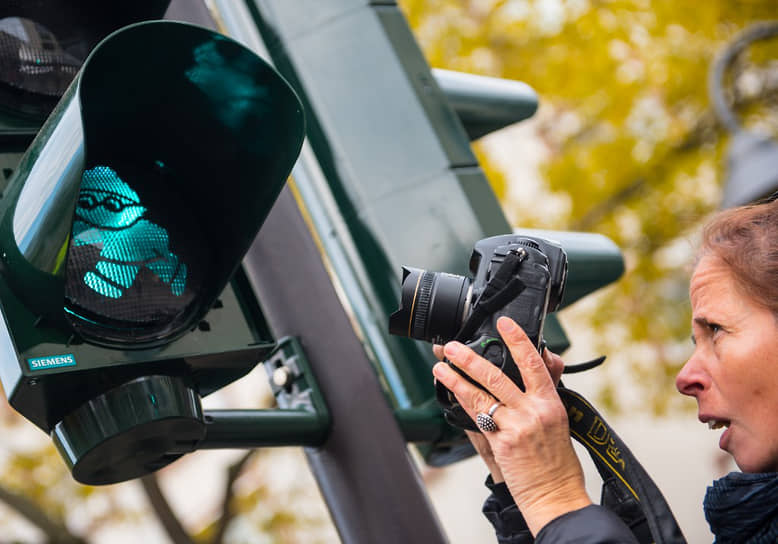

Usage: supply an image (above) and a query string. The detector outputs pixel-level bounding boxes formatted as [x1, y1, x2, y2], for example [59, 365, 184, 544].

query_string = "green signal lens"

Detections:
[74, 166, 146, 229]
[64, 165, 198, 346]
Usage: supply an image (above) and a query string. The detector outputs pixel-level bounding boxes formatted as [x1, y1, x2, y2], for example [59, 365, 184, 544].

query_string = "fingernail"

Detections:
[444, 342, 461, 357]
[497, 316, 516, 332]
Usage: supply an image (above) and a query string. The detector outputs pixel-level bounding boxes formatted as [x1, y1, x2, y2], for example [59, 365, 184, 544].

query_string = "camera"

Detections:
[389, 234, 568, 430]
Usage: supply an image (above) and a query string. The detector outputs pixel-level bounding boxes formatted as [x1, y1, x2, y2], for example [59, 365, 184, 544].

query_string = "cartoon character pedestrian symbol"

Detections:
[71, 166, 187, 299]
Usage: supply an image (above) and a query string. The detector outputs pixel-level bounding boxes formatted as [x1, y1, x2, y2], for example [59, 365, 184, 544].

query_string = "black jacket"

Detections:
[483, 477, 639, 543]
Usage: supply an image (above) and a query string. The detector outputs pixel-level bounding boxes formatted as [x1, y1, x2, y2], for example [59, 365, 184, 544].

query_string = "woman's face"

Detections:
[676, 254, 778, 473]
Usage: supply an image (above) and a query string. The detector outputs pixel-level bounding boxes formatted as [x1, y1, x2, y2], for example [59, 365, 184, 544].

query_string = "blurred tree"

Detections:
[399, 0, 778, 415]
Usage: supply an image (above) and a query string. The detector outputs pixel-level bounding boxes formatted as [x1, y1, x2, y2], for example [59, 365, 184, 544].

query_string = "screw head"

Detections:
[272, 367, 292, 388]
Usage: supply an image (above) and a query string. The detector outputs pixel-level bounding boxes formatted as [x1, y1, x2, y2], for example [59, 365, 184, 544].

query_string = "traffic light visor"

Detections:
[0, 21, 305, 348]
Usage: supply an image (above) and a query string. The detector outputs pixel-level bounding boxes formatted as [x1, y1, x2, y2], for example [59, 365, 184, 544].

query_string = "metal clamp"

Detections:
[199, 336, 331, 449]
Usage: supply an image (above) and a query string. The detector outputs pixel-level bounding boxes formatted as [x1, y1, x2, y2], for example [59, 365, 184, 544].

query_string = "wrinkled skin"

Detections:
[432, 342, 565, 484]
[676, 254, 778, 474]
[432, 317, 590, 536]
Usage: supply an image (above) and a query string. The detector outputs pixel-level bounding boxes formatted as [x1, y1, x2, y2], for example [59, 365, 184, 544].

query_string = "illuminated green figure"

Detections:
[71, 166, 187, 299]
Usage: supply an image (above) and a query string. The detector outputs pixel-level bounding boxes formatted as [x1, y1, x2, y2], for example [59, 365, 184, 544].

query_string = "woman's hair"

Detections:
[699, 196, 778, 316]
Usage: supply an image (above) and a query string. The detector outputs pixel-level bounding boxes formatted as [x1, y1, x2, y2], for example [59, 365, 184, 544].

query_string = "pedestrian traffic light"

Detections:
[0, 20, 305, 484]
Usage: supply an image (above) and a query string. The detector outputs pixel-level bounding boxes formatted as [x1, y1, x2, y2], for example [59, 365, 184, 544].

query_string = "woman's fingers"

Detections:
[442, 341, 524, 407]
[432, 317, 563, 428]
[432, 361, 498, 418]
[432, 344, 444, 361]
[496, 317, 556, 396]
[542, 349, 564, 385]
[465, 429, 504, 482]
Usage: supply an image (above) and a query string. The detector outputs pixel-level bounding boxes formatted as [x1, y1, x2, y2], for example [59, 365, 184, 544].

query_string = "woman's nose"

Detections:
[675, 354, 706, 397]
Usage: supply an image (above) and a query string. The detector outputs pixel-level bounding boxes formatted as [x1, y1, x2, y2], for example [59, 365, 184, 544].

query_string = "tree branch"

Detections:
[211, 450, 256, 544]
[140, 473, 195, 544]
[0, 484, 85, 544]
[570, 83, 776, 231]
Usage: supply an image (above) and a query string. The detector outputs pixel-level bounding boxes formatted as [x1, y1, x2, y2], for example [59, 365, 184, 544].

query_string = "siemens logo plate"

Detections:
[28, 354, 76, 371]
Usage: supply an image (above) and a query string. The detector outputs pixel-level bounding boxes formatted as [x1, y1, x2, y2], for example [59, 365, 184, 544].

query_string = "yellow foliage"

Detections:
[398, 0, 777, 414]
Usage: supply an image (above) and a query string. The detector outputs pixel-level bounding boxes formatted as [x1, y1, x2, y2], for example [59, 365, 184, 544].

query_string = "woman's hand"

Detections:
[432, 317, 591, 536]
[433, 341, 565, 485]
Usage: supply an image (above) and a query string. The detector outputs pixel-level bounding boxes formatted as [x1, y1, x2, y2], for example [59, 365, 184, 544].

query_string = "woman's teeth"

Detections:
[708, 420, 729, 430]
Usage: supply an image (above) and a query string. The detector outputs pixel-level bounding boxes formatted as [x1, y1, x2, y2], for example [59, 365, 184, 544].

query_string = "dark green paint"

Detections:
[433, 68, 539, 141]
[0, 20, 306, 470]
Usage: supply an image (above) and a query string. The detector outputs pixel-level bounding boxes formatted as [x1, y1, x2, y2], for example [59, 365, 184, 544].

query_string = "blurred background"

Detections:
[1, 0, 777, 542]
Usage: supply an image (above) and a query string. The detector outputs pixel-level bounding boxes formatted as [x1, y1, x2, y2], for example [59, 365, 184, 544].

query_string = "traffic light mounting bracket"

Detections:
[198, 336, 331, 450]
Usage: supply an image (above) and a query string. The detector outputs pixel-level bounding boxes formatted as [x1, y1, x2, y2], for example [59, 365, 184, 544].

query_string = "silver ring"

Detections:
[476, 402, 503, 432]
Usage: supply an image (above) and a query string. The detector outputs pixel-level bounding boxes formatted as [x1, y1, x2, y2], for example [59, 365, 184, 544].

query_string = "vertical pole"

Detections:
[243, 189, 448, 544]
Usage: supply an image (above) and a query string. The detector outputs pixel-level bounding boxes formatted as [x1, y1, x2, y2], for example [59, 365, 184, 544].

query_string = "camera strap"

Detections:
[558, 387, 687, 543]
[454, 250, 527, 343]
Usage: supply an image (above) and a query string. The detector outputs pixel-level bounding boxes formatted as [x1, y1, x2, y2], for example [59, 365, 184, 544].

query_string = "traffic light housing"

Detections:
[0, 20, 305, 484]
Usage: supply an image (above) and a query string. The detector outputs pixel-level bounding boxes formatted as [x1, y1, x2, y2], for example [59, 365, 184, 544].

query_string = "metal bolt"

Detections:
[272, 366, 293, 388]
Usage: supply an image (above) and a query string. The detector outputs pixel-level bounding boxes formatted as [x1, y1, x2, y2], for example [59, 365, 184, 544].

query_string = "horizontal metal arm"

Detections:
[394, 403, 447, 442]
[199, 409, 329, 449]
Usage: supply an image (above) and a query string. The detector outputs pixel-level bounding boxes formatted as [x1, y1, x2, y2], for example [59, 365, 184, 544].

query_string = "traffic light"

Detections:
[0, 20, 305, 484]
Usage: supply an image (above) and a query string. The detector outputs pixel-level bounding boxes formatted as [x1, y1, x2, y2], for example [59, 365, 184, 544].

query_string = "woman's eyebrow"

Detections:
[693, 317, 712, 327]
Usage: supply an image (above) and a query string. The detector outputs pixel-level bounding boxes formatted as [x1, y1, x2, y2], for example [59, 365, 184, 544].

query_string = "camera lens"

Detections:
[389, 266, 472, 344]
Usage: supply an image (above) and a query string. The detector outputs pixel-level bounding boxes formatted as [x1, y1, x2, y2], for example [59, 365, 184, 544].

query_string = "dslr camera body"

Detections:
[389, 234, 568, 430]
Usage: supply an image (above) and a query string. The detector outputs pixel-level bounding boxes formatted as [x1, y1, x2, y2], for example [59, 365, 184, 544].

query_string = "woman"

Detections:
[432, 196, 778, 543]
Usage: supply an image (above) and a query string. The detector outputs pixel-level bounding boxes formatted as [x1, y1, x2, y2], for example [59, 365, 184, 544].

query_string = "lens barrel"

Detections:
[389, 266, 471, 344]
